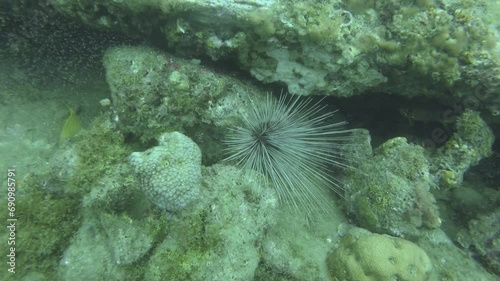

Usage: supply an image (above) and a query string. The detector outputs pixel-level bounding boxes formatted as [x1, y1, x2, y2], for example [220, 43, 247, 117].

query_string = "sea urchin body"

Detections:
[224, 93, 356, 216]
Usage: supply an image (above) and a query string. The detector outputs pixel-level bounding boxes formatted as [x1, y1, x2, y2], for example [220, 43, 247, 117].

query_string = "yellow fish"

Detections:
[60, 106, 81, 142]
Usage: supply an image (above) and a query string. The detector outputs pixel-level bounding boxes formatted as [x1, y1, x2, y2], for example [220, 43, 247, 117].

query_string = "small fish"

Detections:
[60, 106, 81, 142]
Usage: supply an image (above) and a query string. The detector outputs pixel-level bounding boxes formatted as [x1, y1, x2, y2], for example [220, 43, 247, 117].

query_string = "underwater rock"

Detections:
[57, 221, 126, 281]
[145, 164, 277, 281]
[430, 110, 495, 189]
[467, 209, 500, 275]
[49, 0, 500, 113]
[347, 137, 441, 237]
[57, 213, 155, 280]
[103, 45, 267, 163]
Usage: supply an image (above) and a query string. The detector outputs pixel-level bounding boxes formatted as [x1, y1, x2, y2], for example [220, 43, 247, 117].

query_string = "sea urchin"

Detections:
[224, 93, 357, 216]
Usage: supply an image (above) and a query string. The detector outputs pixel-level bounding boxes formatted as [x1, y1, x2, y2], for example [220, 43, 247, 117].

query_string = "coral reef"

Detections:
[431, 110, 495, 188]
[103, 45, 267, 163]
[129, 131, 202, 212]
[48, 0, 499, 115]
[57, 214, 154, 280]
[144, 164, 277, 281]
[462, 209, 500, 275]
[59, 116, 130, 196]
[259, 205, 348, 281]
[347, 137, 441, 237]
[2, 2, 498, 280]
[347, 109, 495, 238]
[0, 175, 81, 281]
[58, 220, 125, 281]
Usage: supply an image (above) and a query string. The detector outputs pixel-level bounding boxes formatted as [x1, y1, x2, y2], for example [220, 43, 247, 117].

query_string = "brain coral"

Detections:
[129, 131, 201, 212]
[327, 233, 432, 281]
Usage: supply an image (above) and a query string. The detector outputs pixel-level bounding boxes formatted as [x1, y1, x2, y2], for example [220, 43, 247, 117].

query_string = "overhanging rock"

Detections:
[51, 0, 499, 112]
